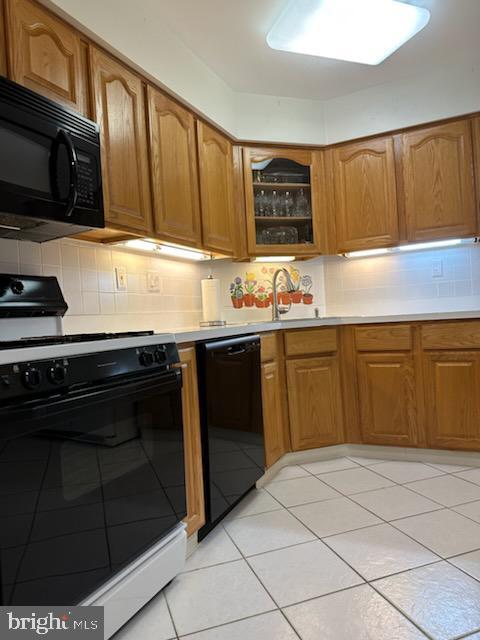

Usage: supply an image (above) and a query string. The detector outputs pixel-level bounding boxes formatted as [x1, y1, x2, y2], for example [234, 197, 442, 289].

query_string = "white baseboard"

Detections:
[257, 443, 480, 486]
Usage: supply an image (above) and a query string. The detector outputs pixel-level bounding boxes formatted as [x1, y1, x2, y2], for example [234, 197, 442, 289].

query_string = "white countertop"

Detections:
[171, 310, 480, 343]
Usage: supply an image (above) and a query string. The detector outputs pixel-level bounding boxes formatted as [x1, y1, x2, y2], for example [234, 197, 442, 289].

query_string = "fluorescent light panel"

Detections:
[267, 0, 430, 65]
[120, 239, 211, 261]
[344, 239, 468, 258]
[254, 256, 296, 263]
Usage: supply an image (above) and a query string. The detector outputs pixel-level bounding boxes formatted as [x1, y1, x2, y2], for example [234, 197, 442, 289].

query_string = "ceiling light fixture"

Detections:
[119, 239, 212, 261]
[266, 0, 431, 65]
[254, 256, 296, 263]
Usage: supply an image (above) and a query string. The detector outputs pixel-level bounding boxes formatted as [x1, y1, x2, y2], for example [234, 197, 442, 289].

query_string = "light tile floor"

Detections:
[114, 455, 480, 640]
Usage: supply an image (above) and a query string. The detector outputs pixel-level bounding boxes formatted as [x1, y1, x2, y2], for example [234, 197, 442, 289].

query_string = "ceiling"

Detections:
[159, 0, 480, 100]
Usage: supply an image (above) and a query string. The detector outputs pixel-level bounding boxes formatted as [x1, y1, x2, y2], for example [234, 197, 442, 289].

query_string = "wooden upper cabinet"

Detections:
[0, 0, 7, 77]
[287, 356, 344, 451]
[197, 121, 236, 255]
[424, 351, 480, 450]
[473, 117, 480, 228]
[147, 87, 201, 247]
[5, 0, 88, 114]
[356, 353, 417, 447]
[243, 147, 328, 256]
[330, 137, 399, 252]
[89, 47, 152, 234]
[400, 120, 476, 241]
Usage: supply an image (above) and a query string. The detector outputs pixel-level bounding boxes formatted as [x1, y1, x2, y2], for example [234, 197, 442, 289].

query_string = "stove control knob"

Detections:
[10, 280, 24, 295]
[22, 367, 42, 389]
[139, 351, 154, 367]
[154, 347, 167, 364]
[48, 364, 67, 385]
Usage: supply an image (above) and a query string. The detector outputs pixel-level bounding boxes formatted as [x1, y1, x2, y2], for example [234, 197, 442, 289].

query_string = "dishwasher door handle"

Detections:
[226, 346, 247, 356]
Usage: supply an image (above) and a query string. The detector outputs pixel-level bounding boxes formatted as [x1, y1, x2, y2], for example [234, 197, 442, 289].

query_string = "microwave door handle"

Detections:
[56, 128, 79, 217]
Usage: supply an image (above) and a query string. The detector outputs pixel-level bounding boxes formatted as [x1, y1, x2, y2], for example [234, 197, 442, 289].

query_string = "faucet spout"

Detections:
[272, 268, 296, 321]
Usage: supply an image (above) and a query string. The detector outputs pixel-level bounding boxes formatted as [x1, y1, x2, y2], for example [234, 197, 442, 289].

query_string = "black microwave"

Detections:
[0, 76, 104, 242]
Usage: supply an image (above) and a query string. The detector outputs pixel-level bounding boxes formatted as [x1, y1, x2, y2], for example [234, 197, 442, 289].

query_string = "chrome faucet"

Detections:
[272, 268, 296, 321]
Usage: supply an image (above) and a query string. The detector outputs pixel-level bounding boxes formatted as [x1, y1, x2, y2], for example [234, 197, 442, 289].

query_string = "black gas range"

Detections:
[0, 273, 187, 625]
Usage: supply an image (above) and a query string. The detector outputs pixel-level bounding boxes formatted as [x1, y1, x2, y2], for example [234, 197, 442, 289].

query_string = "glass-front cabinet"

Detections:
[243, 147, 328, 256]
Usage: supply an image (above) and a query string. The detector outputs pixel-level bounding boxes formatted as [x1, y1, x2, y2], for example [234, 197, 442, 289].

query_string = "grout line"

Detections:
[176, 458, 480, 639]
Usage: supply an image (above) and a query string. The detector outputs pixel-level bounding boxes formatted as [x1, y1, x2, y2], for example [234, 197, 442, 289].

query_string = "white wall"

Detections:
[323, 55, 480, 143]
[43, 1, 480, 145]
[324, 244, 480, 317]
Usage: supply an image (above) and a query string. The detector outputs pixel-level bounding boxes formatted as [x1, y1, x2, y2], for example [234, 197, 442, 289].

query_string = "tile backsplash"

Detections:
[324, 243, 480, 316]
[0, 237, 208, 333]
[210, 259, 326, 323]
[1, 237, 480, 335]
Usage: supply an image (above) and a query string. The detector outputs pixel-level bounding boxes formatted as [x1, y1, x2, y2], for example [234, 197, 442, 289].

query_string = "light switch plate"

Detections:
[147, 271, 161, 292]
[114, 266, 127, 291]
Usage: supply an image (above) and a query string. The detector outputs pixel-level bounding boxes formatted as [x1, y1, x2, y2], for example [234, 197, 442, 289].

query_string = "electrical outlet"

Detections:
[432, 259, 443, 278]
[147, 271, 161, 292]
[114, 266, 127, 291]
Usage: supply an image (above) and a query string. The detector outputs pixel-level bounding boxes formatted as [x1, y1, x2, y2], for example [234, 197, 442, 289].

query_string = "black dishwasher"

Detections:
[196, 335, 264, 538]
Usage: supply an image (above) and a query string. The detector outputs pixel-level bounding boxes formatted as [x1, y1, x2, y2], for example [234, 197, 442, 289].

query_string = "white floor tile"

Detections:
[406, 474, 480, 507]
[301, 457, 358, 474]
[448, 549, 480, 581]
[319, 467, 395, 495]
[290, 496, 381, 538]
[265, 476, 341, 507]
[248, 540, 363, 607]
[223, 509, 315, 557]
[375, 562, 480, 640]
[346, 456, 386, 466]
[393, 509, 480, 558]
[113, 592, 175, 640]
[269, 465, 310, 482]
[372, 461, 444, 484]
[427, 463, 474, 473]
[224, 489, 282, 521]
[324, 523, 438, 580]
[184, 527, 241, 572]
[284, 584, 427, 640]
[165, 560, 275, 636]
[455, 468, 480, 486]
[181, 611, 298, 640]
[351, 485, 442, 521]
[453, 500, 480, 523]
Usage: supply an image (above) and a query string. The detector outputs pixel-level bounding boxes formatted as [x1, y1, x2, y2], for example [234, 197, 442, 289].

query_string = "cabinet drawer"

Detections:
[285, 328, 337, 357]
[355, 325, 412, 351]
[261, 333, 278, 362]
[422, 322, 480, 350]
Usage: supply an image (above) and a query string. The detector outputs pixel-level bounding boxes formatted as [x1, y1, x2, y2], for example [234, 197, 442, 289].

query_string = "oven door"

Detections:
[0, 369, 186, 606]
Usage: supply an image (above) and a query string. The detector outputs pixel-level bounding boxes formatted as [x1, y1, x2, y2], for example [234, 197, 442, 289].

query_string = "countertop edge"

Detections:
[171, 310, 480, 343]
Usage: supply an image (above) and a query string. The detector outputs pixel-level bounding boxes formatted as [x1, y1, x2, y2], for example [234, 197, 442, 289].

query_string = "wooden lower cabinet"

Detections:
[423, 351, 480, 450]
[178, 346, 205, 536]
[261, 359, 289, 467]
[356, 353, 417, 446]
[286, 356, 344, 450]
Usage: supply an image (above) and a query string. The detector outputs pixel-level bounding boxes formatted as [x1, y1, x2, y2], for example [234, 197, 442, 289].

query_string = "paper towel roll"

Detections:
[201, 277, 222, 323]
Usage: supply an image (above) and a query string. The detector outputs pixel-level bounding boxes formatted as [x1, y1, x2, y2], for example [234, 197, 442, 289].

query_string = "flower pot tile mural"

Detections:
[229, 265, 314, 310]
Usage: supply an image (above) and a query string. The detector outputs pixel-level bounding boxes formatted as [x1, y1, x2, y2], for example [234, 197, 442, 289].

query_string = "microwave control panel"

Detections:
[77, 152, 98, 208]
